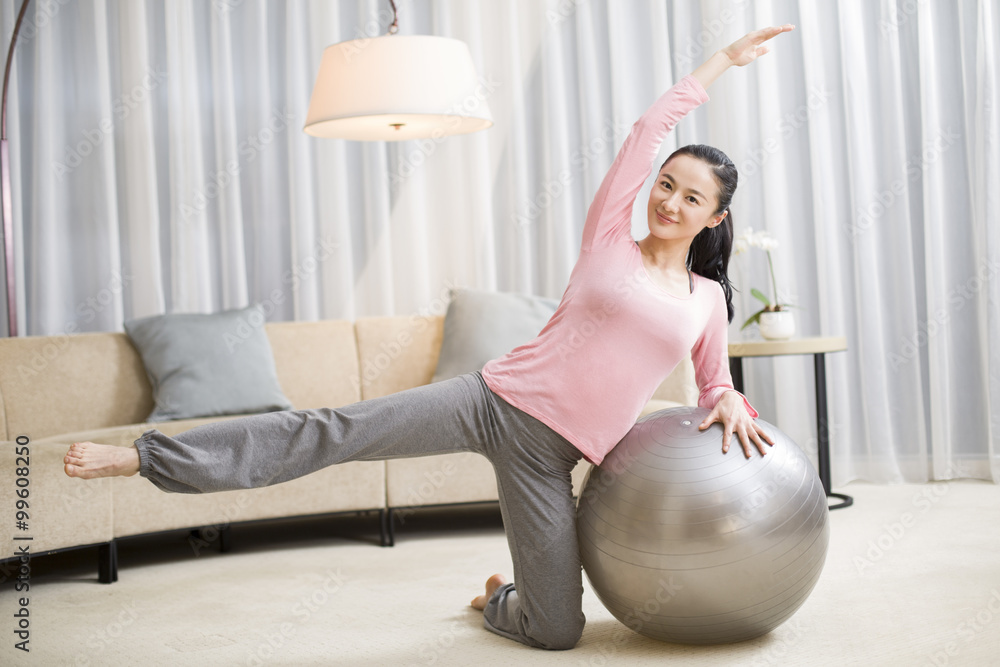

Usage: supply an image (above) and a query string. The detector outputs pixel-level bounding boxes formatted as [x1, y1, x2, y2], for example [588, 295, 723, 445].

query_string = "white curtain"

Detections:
[1, 0, 996, 484]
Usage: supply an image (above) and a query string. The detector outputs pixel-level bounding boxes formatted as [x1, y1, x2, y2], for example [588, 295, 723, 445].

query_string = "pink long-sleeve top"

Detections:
[480, 74, 758, 466]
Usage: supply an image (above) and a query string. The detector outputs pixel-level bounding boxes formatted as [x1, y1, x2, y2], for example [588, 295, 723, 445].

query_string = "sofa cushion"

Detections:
[386, 453, 594, 510]
[265, 320, 362, 409]
[1, 440, 113, 556]
[0, 332, 155, 440]
[31, 415, 253, 450]
[355, 316, 444, 400]
[431, 288, 559, 383]
[649, 354, 700, 407]
[124, 304, 293, 422]
[113, 458, 387, 539]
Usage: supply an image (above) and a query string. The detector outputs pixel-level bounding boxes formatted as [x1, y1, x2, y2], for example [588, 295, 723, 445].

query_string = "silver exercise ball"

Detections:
[576, 406, 829, 645]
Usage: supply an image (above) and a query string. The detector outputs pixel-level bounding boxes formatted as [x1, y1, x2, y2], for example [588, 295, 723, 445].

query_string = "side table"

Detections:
[728, 336, 853, 510]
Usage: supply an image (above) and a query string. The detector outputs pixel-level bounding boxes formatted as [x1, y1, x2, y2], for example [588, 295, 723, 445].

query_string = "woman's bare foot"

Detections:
[64, 442, 140, 479]
[470, 573, 507, 611]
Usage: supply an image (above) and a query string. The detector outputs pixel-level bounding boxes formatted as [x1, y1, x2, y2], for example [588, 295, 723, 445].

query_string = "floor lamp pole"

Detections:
[2, 0, 31, 338]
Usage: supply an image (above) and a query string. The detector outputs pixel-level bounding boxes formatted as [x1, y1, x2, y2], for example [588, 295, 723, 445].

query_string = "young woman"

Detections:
[65, 24, 794, 651]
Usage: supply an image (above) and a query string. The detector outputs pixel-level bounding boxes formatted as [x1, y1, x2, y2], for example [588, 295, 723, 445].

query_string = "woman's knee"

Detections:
[532, 613, 585, 650]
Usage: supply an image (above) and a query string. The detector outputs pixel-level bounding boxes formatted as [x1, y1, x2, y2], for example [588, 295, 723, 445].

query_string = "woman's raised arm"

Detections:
[578, 24, 795, 253]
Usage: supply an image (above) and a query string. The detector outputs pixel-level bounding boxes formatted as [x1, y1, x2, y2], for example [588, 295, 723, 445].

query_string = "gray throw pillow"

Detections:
[431, 288, 560, 383]
[124, 303, 293, 423]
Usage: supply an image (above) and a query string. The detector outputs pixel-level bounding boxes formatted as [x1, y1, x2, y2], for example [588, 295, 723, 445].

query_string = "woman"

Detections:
[65, 24, 794, 651]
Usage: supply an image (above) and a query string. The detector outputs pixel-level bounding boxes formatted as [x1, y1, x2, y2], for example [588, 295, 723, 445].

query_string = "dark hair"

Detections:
[660, 144, 737, 323]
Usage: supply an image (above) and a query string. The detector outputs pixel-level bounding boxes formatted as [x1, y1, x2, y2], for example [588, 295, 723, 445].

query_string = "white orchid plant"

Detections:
[732, 227, 796, 331]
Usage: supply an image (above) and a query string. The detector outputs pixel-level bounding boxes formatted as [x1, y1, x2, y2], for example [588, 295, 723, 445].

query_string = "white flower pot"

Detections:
[758, 310, 795, 340]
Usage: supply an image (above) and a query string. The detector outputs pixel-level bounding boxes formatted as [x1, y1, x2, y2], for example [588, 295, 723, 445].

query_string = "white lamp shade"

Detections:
[304, 35, 494, 141]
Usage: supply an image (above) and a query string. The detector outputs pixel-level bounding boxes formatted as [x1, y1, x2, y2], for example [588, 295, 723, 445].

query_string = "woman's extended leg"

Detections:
[65, 370, 591, 649]
[66, 372, 498, 494]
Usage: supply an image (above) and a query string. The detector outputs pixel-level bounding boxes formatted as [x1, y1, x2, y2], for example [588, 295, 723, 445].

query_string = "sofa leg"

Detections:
[380, 508, 395, 547]
[98, 540, 118, 584]
[219, 526, 232, 553]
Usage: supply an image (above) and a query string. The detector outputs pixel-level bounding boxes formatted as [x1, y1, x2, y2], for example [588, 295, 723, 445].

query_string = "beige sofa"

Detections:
[0, 315, 697, 583]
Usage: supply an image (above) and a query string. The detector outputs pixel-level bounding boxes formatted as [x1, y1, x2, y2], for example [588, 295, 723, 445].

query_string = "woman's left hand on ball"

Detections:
[698, 391, 774, 457]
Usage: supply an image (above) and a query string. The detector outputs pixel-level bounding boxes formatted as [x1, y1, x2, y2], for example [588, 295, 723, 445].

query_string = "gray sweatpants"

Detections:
[134, 370, 586, 650]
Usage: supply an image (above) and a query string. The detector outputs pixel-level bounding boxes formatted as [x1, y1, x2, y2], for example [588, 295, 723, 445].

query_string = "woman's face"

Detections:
[646, 154, 727, 242]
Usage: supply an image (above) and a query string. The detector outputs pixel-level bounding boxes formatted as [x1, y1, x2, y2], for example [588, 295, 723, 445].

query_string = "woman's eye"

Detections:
[687, 196, 698, 204]
[661, 181, 671, 189]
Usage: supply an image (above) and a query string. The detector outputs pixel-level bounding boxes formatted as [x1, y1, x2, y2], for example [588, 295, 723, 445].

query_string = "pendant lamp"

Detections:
[304, 1, 493, 141]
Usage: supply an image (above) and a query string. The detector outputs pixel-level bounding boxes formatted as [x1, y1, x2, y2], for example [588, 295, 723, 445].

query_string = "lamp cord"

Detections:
[387, 0, 399, 35]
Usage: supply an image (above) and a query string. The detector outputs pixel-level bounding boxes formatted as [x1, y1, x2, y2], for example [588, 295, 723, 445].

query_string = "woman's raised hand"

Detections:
[690, 24, 793, 90]
[721, 24, 795, 67]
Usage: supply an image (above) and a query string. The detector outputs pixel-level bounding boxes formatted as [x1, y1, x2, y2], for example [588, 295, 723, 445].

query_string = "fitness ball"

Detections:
[576, 406, 829, 644]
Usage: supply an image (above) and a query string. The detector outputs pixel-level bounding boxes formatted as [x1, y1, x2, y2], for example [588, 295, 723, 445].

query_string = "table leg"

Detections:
[815, 352, 853, 510]
[730, 357, 744, 394]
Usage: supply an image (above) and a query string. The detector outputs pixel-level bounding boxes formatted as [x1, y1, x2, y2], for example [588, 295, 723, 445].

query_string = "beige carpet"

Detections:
[3, 481, 999, 666]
